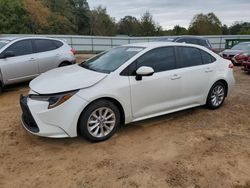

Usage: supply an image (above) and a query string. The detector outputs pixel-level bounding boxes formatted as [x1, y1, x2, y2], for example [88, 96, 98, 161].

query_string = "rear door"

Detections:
[0, 39, 38, 84]
[33, 39, 61, 73]
[175, 46, 216, 106]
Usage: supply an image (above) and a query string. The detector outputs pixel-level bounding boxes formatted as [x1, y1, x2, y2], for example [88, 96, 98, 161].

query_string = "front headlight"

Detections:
[29, 90, 78, 109]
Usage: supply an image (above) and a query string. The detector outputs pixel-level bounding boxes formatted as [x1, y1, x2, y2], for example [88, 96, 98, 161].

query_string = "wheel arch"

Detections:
[215, 79, 228, 97]
[59, 61, 72, 67]
[77, 97, 126, 136]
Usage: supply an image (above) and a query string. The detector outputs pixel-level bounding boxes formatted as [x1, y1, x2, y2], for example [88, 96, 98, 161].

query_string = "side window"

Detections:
[176, 47, 203, 68]
[136, 47, 176, 73]
[4, 40, 33, 57]
[34, 39, 57, 53]
[200, 50, 216, 64]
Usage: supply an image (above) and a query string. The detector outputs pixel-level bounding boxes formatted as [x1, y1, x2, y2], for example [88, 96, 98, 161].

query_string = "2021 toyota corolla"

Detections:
[20, 42, 235, 142]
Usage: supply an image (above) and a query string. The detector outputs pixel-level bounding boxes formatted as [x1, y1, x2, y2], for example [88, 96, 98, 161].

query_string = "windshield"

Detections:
[232, 43, 250, 51]
[0, 40, 10, 49]
[80, 46, 144, 73]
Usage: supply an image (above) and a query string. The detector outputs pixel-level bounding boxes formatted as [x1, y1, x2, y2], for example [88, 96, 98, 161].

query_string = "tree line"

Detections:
[0, 0, 249, 36]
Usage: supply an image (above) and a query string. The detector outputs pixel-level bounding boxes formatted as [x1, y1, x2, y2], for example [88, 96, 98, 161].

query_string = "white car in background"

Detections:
[20, 42, 235, 142]
[0, 37, 76, 93]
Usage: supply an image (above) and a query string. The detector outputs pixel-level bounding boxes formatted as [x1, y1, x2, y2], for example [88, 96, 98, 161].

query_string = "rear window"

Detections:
[200, 50, 216, 64]
[33, 39, 61, 53]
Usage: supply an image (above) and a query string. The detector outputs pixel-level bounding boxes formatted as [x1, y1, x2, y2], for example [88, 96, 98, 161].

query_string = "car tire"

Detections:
[78, 100, 120, 142]
[59, 62, 70, 67]
[206, 82, 226, 109]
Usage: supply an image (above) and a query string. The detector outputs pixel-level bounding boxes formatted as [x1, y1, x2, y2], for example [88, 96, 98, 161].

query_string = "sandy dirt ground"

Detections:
[0, 56, 250, 188]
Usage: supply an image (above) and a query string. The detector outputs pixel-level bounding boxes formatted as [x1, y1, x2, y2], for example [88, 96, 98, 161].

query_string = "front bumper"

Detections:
[20, 93, 88, 138]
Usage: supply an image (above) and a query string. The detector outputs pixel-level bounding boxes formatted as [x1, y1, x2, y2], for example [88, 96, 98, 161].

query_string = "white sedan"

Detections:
[20, 42, 235, 142]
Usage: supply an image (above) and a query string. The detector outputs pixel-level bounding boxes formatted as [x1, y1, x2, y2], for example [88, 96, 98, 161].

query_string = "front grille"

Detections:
[20, 95, 39, 133]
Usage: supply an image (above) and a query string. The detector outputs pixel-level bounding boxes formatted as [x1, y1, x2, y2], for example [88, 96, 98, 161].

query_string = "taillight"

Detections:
[229, 63, 234, 69]
[71, 48, 77, 55]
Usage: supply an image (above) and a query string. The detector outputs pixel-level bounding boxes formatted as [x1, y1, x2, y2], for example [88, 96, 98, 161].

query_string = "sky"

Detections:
[87, 0, 250, 29]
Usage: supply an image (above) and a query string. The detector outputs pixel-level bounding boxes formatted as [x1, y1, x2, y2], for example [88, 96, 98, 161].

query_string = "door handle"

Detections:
[205, 68, 213, 73]
[171, 74, 182, 80]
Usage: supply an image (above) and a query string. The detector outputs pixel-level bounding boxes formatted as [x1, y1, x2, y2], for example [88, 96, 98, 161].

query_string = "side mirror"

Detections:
[0, 51, 15, 59]
[135, 66, 154, 81]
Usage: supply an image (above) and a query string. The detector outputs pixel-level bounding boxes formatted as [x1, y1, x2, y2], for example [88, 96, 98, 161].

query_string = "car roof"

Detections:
[158, 35, 207, 40]
[0, 36, 62, 42]
[0, 37, 19, 42]
[124, 41, 204, 49]
[237, 42, 250, 44]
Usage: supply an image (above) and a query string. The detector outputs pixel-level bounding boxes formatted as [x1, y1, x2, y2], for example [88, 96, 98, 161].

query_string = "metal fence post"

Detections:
[91, 37, 94, 53]
[219, 36, 222, 50]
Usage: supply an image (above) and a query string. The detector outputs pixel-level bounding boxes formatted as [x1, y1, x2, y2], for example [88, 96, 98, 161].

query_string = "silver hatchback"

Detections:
[0, 37, 76, 93]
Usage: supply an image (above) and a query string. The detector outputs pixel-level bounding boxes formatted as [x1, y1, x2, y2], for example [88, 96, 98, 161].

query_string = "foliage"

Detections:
[229, 22, 250, 35]
[118, 16, 140, 36]
[139, 12, 160, 36]
[0, 0, 33, 34]
[89, 6, 117, 36]
[171, 25, 188, 35]
[0, 0, 249, 36]
[188, 13, 222, 35]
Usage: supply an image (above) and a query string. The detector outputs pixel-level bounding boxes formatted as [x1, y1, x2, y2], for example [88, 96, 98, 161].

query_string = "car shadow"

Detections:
[29, 106, 206, 146]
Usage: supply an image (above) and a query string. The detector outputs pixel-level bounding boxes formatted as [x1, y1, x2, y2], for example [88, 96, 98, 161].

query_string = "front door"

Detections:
[129, 47, 181, 119]
[0, 39, 38, 84]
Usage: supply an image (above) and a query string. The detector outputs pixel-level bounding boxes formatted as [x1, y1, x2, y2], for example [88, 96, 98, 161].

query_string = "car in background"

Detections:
[242, 57, 250, 72]
[20, 42, 235, 142]
[232, 52, 250, 65]
[156, 36, 213, 50]
[220, 42, 250, 64]
[0, 37, 76, 93]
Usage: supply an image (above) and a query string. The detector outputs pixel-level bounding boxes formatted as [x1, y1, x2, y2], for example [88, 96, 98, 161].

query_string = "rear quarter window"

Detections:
[53, 40, 63, 48]
[200, 50, 216, 64]
[199, 39, 210, 47]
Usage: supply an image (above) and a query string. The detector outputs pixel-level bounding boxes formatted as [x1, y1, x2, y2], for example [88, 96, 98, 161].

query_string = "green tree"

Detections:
[89, 6, 117, 36]
[0, 0, 33, 34]
[118, 16, 140, 36]
[139, 11, 157, 36]
[229, 22, 250, 35]
[222, 24, 229, 35]
[188, 12, 222, 35]
[171, 25, 187, 35]
[70, 0, 90, 34]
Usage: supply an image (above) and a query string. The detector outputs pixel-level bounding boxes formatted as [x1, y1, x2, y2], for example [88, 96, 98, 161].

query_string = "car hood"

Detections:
[222, 49, 245, 55]
[30, 65, 108, 94]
